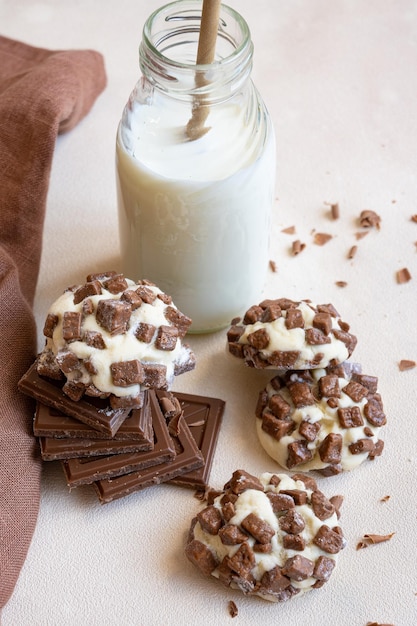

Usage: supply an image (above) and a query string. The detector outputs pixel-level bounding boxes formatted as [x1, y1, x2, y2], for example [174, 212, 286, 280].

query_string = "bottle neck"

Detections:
[139, 1, 253, 104]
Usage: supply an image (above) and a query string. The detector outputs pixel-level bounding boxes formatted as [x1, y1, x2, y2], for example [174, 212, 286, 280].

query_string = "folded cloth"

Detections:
[0, 35, 106, 608]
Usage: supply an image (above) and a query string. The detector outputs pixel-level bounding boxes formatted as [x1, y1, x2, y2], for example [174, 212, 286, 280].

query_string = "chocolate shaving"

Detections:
[329, 202, 340, 219]
[359, 209, 381, 229]
[228, 600, 238, 618]
[355, 230, 369, 240]
[313, 232, 332, 246]
[347, 245, 358, 259]
[281, 225, 296, 234]
[291, 239, 306, 255]
[398, 359, 416, 371]
[356, 532, 395, 550]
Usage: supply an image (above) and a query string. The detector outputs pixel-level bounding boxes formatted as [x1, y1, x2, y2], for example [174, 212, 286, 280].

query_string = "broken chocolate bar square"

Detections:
[34, 401, 153, 442]
[165, 391, 225, 490]
[62, 390, 176, 488]
[18, 362, 130, 437]
[93, 394, 204, 503]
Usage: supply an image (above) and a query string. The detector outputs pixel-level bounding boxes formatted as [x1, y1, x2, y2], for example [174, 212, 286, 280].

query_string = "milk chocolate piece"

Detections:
[18, 362, 130, 436]
[39, 393, 154, 460]
[62, 391, 175, 487]
[94, 395, 204, 503]
[40, 436, 152, 460]
[163, 391, 225, 489]
[96, 298, 131, 335]
[33, 402, 152, 441]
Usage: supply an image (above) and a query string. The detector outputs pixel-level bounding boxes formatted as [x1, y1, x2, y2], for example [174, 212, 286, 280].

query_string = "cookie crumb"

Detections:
[380, 495, 390, 502]
[359, 210, 381, 229]
[348, 245, 358, 259]
[269, 259, 277, 272]
[396, 267, 412, 283]
[356, 532, 395, 550]
[335, 281, 348, 288]
[292, 240, 306, 255]
[398, 359, 416, 371]
[410, 214, 417, 223]
[314, 232, 333, 246]
[228, 600, 238, 618]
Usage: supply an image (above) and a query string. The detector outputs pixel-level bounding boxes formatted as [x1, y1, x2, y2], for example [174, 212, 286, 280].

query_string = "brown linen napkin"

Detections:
[0, 35, 106, 608]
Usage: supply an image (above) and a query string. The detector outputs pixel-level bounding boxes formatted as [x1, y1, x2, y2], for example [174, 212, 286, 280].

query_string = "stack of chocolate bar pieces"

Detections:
[19, 362, 224, 503]
[17, 273, 225, 504]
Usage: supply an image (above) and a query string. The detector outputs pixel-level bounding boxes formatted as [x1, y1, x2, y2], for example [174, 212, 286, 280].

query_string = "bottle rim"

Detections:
[142, 0, 252, 73]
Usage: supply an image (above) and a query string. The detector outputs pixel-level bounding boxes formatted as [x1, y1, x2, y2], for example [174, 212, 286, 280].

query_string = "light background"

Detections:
[1, 1, 416, 624]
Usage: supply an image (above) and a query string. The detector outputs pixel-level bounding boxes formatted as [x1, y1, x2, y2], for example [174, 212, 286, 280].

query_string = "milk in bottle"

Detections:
[116, 1, 276, 333]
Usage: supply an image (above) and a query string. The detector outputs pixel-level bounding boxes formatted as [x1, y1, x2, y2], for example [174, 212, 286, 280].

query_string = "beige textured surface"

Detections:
[1, 1, 416, 624]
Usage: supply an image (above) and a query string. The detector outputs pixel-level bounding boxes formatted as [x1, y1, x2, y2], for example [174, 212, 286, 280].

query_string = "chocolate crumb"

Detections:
[335, 281, 348, 288]
[228, 600, 238, 618]
[380, 495, 390, 503]
[396, 267, 412, 283]
[410, 214, 417, 223]
[269, 260, 277, 272]
[398, 359, 416, 371]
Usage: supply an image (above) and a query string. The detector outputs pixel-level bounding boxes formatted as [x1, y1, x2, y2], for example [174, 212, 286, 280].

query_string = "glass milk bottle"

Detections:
[116, 1, 276, 333]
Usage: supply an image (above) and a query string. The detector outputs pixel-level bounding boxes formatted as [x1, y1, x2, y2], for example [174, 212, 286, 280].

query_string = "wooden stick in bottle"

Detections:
[186, 0, 221, 141]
